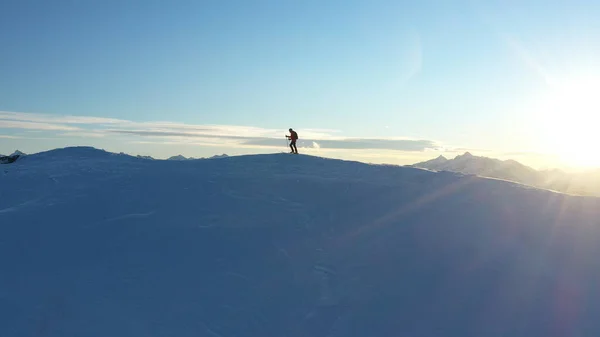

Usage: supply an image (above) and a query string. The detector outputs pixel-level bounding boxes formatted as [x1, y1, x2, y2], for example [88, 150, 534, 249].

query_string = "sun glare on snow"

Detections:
[534, 76, 600, 168]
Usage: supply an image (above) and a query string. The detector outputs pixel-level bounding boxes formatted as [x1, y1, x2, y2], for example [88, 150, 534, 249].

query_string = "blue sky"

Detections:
[1, 0, 599, 168]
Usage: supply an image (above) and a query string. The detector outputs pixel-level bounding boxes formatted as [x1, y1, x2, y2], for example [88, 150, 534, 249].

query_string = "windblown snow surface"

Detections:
[1, 147, 600, 337]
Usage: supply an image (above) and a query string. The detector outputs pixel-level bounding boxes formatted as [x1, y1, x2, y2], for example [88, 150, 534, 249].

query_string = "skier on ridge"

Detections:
[286, 128, 298, 154]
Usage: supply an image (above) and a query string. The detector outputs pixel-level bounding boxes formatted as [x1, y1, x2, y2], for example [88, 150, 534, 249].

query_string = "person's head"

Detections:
[289, 128, 293, 132]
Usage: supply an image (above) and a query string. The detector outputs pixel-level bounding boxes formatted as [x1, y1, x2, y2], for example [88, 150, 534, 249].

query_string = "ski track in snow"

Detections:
[0, 197, 43, 213]
[1, 147, 600, 337]
[104, 211, 156, 222]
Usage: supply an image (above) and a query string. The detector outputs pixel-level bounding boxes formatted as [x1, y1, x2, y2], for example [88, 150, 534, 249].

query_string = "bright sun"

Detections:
[535, 76, 600, 168]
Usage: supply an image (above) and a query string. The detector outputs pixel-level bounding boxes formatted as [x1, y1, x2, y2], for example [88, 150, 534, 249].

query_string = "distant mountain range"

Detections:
[411, 152, 600, 196]
[0, 149, 229, 164]
[167, 154, 229, 161]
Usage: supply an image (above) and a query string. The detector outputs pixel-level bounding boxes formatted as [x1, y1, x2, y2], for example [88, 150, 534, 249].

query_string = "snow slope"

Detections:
[1, 147, 600, 337]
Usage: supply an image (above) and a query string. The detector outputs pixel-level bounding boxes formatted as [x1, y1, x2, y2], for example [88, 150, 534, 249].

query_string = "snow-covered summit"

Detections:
[0, 149, 26, 164]
[24, 146, 117, 159]
[10, 150, 26, 157]
[1, 146, 600, 336]
[167, 154, 191, 160]
[413, 154, 448, 168]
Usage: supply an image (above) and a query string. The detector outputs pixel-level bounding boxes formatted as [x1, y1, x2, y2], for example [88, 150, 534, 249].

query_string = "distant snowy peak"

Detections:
[167, 155, 191, 161]
[29, 146, 115, 159]
[210, 154, 228, 159]
[413, 154, 448, 169]
[136, 155, 155, 160]
[0, 150, 25, 164]
[21, 147, 149, 163]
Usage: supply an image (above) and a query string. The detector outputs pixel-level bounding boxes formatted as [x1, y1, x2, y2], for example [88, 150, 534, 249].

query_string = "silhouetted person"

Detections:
[286, 128, 298, 154]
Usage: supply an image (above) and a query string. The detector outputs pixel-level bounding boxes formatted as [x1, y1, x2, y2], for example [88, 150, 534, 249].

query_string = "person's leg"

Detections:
[290, 141, 295, 153]
[293, 141, 298, 154]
